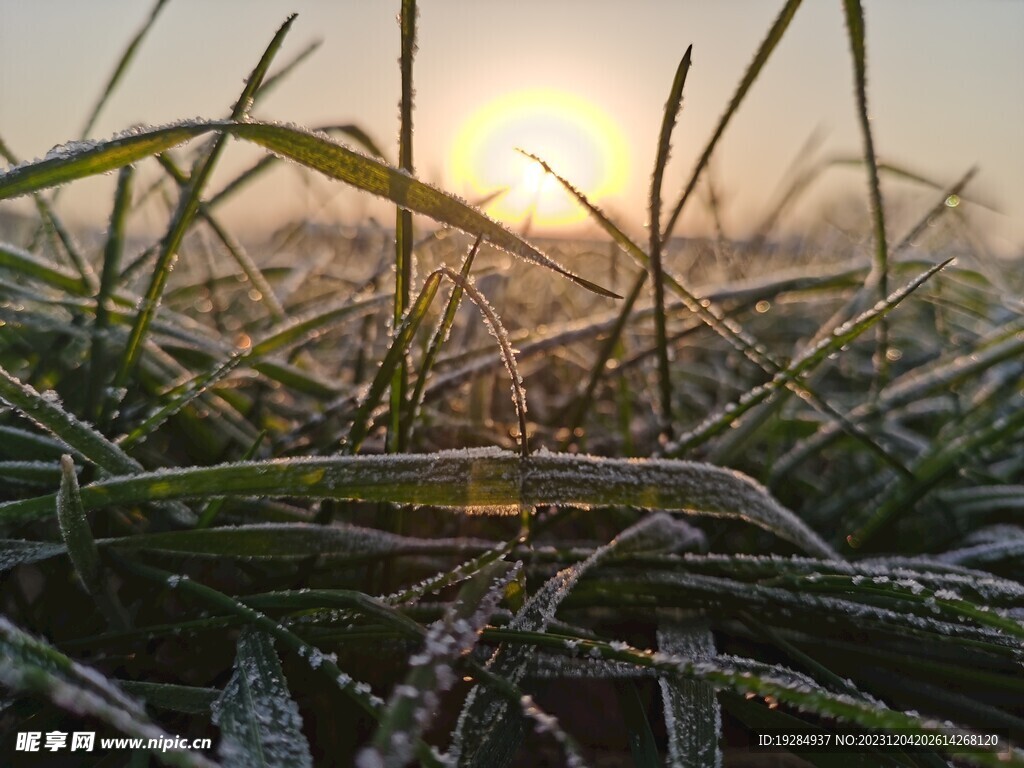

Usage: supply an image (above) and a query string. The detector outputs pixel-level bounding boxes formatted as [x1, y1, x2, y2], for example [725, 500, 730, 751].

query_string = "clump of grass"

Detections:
[0, 3, 1021, 767]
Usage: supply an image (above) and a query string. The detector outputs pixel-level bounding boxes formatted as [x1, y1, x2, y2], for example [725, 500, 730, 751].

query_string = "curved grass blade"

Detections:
[212, 627, 313, 768]
[648, 45, 693, 436]
[0, 242, 92, 295]
[480, 629, 1021, 767]
[226, 122, 618, 299]
[0, 616, 217, 768]
[57, 455, 130, 630]
[0, 450, 835, 557]
[662, 0, 804, 242]
[0, 120, 619, 300]
[205, 124, 386, 212]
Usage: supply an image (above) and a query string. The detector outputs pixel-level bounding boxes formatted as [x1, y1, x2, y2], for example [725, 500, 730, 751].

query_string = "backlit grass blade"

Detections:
[667, 258, 951, 455]
[227, 123, 618, 299]
[0, 363, 143, 475]
[842, 0, 891, 381]
[0, 123, 216, 200]
[0, 450, 835, 557]
[662, 0, 804, 242]
[114, 15, 297, 387]
[362, 561, 518, 768]
[212, 627, 313, 768]
[79, 0, 171, 140]
[205, 124, 386, 211]
[0, 616, 217, 768]
[388, 0, 418, 454]
[57, 455, 130, 630]
[0, 119, 618, 299]
[648, 46, 693, 436]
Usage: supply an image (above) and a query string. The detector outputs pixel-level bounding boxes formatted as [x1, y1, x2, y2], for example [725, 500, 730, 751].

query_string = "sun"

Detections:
[448, 88, 629, 229]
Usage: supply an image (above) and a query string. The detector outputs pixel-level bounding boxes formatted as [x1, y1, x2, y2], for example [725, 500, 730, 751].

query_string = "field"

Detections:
[1, 2, 1022, 767]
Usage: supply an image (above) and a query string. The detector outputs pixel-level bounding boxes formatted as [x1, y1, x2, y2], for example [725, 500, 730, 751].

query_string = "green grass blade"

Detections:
[662, 0, 804, 242]
[88, 164, 134, 424]
[212, 627, 313, 768]
[667, 258, 951, 455]
[195, 431, 265, 528]
[346, 271, 443, 453]
[0, 616, 217, 768]
[106, 522, 494, 562]
[617, 680, 661, 768]
[0, 123, 216, 200]
[0, 363, 142, 475]
[205, 124, 386, 212]
[0, 451, 835, 557]
[0, 242, 90, 295]
[403, 236, 482, 447]
[114, 15, 297, 387]
[842, 0, 891, 381]
[57, 455, 130, 630]
[154, 153, 285, 320]
[388, 0, 418, 454]
[658, 615, 722, 768]
[0, 539, 66, 572]
[649, 45, 693, 436]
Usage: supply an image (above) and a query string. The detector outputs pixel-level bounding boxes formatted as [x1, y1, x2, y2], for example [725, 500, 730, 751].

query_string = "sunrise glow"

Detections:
[448, 89, 629, 229]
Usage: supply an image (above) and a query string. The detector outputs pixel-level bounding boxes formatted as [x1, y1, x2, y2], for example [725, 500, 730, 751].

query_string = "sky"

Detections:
[1, 1, 1022, 254]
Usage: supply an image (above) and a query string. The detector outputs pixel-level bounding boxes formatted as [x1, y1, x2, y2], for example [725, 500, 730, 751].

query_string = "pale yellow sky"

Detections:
[1, 1, 1021, 253]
